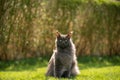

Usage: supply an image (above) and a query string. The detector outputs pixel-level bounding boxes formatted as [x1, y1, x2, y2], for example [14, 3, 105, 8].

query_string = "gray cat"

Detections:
[46, 31, 80, 78]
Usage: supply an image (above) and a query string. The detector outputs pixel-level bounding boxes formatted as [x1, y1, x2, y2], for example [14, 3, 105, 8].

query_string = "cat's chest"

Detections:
[56, 51, 73, 64]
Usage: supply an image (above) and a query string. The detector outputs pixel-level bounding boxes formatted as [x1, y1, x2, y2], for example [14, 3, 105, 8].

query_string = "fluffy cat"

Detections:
[46, 31, 80, 78]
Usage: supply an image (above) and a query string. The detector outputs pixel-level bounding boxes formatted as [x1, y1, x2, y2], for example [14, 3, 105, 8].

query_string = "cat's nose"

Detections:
[63, 42, 65, 44]
[62, 42, 65, 45]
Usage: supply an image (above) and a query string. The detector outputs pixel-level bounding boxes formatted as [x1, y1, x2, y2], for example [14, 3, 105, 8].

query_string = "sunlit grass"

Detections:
[0, 56, 120, 80]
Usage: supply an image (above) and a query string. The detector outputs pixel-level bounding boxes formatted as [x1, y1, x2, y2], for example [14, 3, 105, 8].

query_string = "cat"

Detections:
[46, 31, 80, 78]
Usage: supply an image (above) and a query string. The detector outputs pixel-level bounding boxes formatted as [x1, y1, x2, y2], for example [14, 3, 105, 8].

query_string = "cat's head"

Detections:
[56, 31, 73, 49]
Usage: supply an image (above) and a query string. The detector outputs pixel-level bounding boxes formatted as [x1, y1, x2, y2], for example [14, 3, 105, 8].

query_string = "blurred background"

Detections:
[0, 0, 120, 60]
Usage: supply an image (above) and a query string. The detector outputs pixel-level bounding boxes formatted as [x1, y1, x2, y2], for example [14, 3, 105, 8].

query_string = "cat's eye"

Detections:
[65, 40, 67, 42]
[59, 40, 62, 42]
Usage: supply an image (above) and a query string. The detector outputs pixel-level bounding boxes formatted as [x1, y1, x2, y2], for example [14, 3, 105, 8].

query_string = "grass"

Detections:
[0, 56, 120, 80]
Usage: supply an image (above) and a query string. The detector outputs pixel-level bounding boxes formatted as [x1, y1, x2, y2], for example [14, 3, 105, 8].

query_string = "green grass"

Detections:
[0, 56, 120, 80]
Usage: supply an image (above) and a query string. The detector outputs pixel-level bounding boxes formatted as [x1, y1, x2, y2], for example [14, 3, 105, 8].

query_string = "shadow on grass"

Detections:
[0, 56, 120, 72]
[0, 56, 50, 71]
[77, 56, 120, 70]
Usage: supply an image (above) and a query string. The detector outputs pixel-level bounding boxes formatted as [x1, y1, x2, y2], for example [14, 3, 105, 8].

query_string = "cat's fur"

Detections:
[46, 31, 80, 78]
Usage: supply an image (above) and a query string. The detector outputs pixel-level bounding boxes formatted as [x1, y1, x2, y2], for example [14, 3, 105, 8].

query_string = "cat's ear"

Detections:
[56, 31, 61, 38]
[66, 31, 73, 38]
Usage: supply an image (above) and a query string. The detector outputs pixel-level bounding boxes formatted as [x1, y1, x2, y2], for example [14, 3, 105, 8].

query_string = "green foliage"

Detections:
[0, 56, 120, 80]
[0, 0, 120, 60]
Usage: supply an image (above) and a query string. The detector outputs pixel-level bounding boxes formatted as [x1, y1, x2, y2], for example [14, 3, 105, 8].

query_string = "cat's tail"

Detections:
[71, 61, 80, 76]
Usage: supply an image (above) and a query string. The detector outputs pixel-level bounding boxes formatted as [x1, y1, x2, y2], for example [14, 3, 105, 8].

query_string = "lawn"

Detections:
[0, 56, 120, 80]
